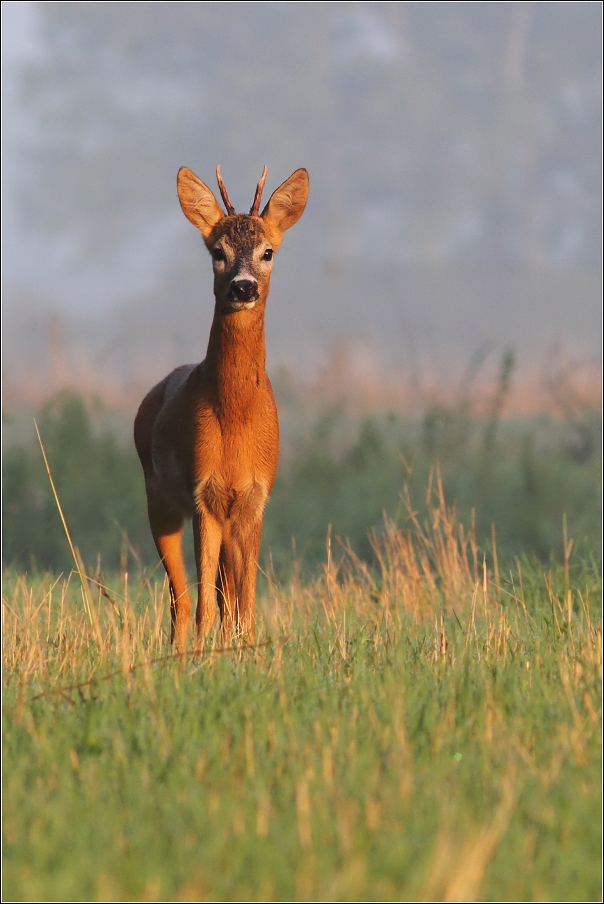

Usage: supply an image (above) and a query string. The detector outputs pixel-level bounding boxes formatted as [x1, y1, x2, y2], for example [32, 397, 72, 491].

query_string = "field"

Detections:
[2, 482, 601, 902]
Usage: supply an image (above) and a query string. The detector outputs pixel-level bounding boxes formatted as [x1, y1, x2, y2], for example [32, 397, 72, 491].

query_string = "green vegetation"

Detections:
[2, 381, 600, 575]
[3, 379, 601, 900]
[3, 393, 147, 574]
[2, 492, 601, 901]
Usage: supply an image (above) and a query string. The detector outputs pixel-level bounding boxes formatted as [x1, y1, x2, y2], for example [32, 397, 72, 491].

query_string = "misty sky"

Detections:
[2, 1, 601, 396]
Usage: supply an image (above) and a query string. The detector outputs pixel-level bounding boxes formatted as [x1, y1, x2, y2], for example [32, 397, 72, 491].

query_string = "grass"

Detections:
[2, 485, 601, 901]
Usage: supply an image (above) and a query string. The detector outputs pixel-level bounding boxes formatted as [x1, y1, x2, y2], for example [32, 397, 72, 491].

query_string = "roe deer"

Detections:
[134, 165, 309, 649]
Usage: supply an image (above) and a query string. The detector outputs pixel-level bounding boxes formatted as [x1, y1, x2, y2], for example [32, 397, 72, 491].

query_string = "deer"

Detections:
[134, 165, 309, 650]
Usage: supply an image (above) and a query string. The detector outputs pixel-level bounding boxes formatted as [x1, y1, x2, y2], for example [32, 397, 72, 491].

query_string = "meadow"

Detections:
[2, 480, 601, 901]
[3, 361, 602, 901]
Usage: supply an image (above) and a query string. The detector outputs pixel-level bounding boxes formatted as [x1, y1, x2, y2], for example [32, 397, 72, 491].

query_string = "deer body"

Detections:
[134, 166, 308, 648]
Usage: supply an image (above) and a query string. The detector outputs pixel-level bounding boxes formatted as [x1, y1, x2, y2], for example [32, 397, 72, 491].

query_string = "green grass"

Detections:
[3, 494, 601, 901]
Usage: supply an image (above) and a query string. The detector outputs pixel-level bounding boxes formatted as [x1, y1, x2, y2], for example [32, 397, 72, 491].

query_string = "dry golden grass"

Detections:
[3, 480, 601, 901]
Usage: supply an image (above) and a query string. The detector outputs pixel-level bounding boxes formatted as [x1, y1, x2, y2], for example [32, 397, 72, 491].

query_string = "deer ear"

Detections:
[261, 169, 309, 235]
[177, 167, 224, 240]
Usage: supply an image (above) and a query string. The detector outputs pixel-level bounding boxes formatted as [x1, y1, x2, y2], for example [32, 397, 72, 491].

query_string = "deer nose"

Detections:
[231, 279, 258, 302]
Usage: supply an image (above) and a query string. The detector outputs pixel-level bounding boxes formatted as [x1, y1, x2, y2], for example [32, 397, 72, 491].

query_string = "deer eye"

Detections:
[212, 247, 226, 262]
[262, 249, 273, 261]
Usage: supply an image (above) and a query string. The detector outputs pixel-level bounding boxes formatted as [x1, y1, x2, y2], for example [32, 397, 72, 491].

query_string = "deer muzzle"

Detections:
[229, 279, 259, 306]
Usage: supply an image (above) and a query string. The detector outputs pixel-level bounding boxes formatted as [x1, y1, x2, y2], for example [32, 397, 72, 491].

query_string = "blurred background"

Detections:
[2, 1, 601, 575]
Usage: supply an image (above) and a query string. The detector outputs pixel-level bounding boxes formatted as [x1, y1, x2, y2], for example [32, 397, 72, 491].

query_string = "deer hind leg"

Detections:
[147, 491, 191, 650]
[193, 510, 221, 643]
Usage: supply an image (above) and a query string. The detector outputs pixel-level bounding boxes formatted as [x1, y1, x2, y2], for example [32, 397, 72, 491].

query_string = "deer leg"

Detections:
[193, 510, 221, 642]
[231, 518, 262, 643]
[218, 534, 239, 644]
[147, 491, 191, 650]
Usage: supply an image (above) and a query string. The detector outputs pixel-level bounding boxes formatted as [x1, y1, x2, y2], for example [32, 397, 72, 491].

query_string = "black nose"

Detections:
[231, 279, 258, 302]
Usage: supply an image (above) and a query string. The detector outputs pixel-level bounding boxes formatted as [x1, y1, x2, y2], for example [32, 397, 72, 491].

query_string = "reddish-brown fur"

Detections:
[134, 166, 309, 648]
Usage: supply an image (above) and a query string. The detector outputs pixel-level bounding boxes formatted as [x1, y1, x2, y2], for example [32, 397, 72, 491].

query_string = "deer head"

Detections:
[177, 166, 309, 313]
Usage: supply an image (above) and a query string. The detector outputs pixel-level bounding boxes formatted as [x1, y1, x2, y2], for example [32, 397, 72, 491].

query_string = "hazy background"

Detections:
[2, 0, 601, 411]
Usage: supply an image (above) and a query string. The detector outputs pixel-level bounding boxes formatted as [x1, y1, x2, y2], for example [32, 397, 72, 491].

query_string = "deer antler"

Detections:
[216, 165, 236, 216]
[249, 166, 268, 216]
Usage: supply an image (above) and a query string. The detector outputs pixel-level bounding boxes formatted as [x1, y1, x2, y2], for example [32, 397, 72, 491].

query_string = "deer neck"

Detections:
[204, 304, 267, 412]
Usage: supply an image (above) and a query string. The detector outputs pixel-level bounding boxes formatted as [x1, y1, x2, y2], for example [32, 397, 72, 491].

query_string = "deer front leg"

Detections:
[147, 489, 191, 650]
[217, 543, 238, 645]
[193, 510, 221, 643]
[231, 518, 263, 643]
